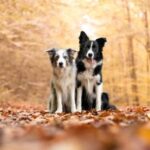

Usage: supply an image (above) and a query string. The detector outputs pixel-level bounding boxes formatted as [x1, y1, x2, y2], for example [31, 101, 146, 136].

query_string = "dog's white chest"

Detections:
[53, 66, 76, 93]
[78, 69, 100, 94]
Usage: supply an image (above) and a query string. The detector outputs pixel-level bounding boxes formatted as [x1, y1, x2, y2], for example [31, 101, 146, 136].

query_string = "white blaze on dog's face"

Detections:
[86, 41, 94, 59]
[47, 48, 76, 69]
[56, 50, 67, 68]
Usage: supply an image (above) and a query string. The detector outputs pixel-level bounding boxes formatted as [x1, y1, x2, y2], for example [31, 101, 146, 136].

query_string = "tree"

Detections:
[123, 0, 139, 105]
[143, 0, 150, 103]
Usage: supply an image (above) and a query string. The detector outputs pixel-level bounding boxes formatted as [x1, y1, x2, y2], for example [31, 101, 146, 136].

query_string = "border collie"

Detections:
[47, 48, 77, 113]
[76, 31, 107, 112]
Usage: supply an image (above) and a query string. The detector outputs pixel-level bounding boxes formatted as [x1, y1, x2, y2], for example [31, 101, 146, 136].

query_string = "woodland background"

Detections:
[0, 0, 150, 106]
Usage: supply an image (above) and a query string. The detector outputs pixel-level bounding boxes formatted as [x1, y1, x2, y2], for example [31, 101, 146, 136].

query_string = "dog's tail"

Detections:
[102, 92, 109, 102]
[101, 92, 109, 110]
[101, 92, 117, 111]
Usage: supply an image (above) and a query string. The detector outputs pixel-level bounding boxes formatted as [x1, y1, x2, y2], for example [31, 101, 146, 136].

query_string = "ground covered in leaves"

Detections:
[1, 103, 150, 150]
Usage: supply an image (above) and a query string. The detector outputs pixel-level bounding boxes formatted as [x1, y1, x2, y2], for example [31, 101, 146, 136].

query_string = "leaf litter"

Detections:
[0, 103, 150, 150]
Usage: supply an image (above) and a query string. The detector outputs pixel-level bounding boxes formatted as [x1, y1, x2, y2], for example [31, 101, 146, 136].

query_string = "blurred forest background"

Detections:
[0, 0, 150, 106]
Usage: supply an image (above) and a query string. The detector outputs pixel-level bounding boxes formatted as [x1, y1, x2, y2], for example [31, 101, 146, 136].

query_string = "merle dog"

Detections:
[47, 48, 77, 113]
[76, 31, 107, 112]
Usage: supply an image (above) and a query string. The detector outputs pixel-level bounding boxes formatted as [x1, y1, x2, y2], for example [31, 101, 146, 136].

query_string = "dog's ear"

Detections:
[79, 31, 89, 44]
[67, 48, 77, 56]
[96, 38, 107, 49]
[47, 48, 56, 58]
[67, 48, 77, 57]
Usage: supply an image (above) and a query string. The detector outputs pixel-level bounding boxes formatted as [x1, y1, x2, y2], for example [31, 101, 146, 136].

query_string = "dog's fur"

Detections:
[76, 31, 107, 112]
[47, 48, 76, 113]
[101, 92, 117, 111]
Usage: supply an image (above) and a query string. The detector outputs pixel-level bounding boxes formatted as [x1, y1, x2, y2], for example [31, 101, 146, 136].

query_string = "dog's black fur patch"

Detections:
[76, 61, 86, 73]
[101, 92, 117, 111]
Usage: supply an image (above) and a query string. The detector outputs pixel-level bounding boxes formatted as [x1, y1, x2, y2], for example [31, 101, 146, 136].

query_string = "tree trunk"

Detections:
[118, 41, 129, 105]
[143, 10, 150, 103]
[124, 0, 139, 105]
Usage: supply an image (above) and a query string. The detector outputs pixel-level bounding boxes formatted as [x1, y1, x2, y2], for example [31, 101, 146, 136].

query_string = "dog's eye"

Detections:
[63, 56, 67, 59]
[87, 45, 90, 49]
[55, 55, 59, 59]
[92, 45, 96, 49]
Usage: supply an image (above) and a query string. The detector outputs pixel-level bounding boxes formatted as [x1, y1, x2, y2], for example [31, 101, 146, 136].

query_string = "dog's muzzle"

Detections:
[58, 62, 64, 68]
[87, 53, 93, 58]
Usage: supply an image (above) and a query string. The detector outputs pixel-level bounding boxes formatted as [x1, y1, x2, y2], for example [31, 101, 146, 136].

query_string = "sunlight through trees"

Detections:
[0, 0, 149, 105]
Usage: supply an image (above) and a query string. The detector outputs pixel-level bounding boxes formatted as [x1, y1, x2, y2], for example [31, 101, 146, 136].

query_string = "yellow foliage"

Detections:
[0, 0, 149, 105]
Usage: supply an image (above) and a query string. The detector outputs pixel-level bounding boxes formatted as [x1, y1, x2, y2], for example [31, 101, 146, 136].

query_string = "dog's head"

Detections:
[78, 31, 107, 63]
[47, 48, 76, 69]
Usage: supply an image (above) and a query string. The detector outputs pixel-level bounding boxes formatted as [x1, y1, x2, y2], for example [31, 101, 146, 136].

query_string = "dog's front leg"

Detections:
[96, 83, 103, 111]
[48, 95, 55, 113]
[55, 90, 63, 113]
[70, 86, 76, 113]
[77, 86, 82, 112]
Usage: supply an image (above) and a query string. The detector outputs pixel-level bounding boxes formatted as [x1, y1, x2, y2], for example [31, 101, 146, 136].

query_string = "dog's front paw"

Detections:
[96, 106, 101, 111]
[55, 109, 63, 114]
[71, 108, 77, 113]
[77, 108, 82, 112]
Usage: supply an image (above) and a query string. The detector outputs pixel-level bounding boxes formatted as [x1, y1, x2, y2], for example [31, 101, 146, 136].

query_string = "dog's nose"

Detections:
[88, 53, 93, 58]
[59, 62, 63, 67]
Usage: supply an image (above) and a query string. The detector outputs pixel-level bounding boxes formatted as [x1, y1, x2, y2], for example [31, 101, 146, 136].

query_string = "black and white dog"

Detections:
[76, 31, 107, 112]
[47, 48, 77, 113]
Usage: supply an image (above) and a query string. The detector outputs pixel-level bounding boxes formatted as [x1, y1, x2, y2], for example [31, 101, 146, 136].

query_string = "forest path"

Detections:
[0, 103, 150, 150]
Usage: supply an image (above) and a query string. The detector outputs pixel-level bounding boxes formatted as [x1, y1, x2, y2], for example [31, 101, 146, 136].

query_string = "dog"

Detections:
[101, 92, 117, 111]
[47, 48, 77, 113]
[76, 31, 107, 112]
